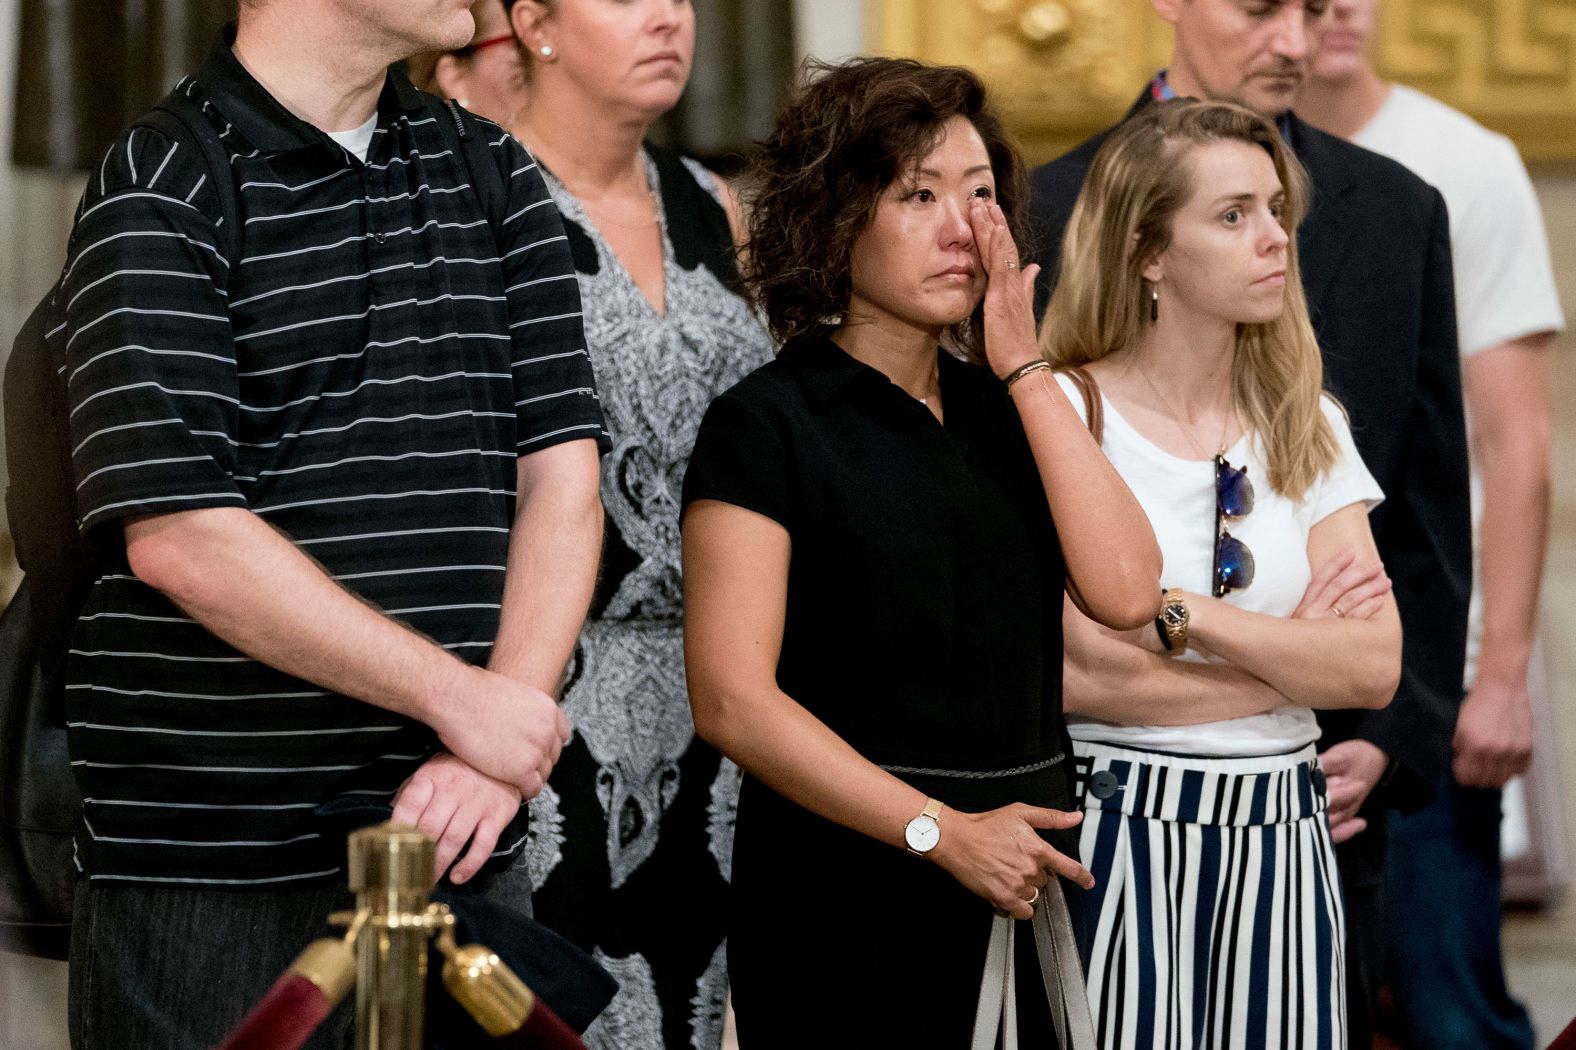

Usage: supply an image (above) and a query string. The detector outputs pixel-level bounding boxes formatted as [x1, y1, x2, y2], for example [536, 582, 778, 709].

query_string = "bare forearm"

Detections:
[1010, 373, 1162, 629]
[1467, 338, 1555, 686]
[1475, 441, 1550, 684]
[691, 681, 925, 851]
[125, 507, 463, 724]
[1064, 608, 1286, 725]
[1186, 595, 1400, 709]
[488, 446, 604, 695]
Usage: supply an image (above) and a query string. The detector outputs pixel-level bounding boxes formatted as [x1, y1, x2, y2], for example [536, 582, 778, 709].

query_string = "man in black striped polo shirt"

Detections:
[54, 1, 607, 1044]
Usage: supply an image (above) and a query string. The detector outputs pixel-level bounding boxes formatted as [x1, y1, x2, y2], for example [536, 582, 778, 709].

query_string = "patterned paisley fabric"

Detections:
[523, 146, 773, 1050]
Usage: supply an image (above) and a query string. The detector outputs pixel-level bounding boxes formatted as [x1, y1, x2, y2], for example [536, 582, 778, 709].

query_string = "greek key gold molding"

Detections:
[1376, 1, 1576, 161]
[874, 0, 1576, 163]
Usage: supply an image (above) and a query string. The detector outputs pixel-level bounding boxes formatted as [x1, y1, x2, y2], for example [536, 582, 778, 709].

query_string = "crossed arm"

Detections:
[1064, 502, 1402, 724]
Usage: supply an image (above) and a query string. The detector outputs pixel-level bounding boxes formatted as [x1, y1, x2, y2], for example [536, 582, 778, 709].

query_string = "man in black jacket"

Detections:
[1028, 1, 1469, 1043]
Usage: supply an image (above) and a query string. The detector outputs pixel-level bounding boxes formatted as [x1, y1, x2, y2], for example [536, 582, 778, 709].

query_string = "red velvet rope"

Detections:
[216, 973, 334, 1050]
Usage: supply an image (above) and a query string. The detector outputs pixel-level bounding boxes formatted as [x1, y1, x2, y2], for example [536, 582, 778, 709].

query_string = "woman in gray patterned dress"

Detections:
[448, 2, 773, 1047]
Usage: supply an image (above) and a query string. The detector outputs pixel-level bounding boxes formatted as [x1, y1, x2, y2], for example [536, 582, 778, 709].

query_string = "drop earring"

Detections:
[1150, 287, 1159, 322]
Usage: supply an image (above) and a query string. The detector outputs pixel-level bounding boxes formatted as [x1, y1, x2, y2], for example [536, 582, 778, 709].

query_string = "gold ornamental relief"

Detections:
[875, 0, 1174, 163]
[1376, 0, 1576, 160]
[875, 0, 1576, 162]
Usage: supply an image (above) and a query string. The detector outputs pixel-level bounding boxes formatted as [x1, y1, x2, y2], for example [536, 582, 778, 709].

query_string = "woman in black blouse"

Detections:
[681, 58, 1161, 1047]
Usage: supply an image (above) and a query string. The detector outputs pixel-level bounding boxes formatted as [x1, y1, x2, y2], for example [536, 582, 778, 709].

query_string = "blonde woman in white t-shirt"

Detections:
[1037, 98, 1403, 1049]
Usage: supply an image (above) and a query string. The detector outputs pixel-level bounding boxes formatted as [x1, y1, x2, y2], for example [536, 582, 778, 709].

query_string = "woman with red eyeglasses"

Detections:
[1039, 98, 1403, 1049]
[429, 1, 530, 128]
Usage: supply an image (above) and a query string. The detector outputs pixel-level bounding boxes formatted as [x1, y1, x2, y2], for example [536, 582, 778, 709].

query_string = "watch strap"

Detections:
[1154, 609, 1174, 651]
[1156, 587, 1188, 652]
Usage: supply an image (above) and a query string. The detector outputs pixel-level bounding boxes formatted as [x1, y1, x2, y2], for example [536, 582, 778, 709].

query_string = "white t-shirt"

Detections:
[1354, 84, 1566, 687]
[325, 114, 379, 163]
[1057, 374, 1384, 756]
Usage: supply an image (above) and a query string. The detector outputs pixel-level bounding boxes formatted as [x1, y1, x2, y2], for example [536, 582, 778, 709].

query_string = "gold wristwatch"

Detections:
[904, 798, 943, 856]
[1155, 587, 1189, 652]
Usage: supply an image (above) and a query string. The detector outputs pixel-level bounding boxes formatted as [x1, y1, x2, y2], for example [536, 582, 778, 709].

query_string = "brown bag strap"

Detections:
[1060, 366, 1104, 445]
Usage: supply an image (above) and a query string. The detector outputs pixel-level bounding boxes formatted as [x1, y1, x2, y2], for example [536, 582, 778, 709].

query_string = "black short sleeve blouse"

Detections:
[682, 335, 1068, 780]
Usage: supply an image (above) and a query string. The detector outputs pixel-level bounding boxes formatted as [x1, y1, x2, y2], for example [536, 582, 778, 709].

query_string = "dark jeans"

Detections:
[68, 859, 533, 1050]
[1336, 809, 1389, 1050]
[1382, 775, 1534, 1050]
[1344, 876, 1383, 1050]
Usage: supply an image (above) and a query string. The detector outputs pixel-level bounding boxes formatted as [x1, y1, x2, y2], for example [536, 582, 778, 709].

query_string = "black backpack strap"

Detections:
[132, 91, 243, 266]
[436, 97, 510, 250]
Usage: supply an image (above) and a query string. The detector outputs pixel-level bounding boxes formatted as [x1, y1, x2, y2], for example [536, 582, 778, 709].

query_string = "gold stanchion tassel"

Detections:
[289, 938, 358, 1004]
[216, 937, 357, 1050]
[436, 924, 587, 1048]
[441, 942, 536, 1037]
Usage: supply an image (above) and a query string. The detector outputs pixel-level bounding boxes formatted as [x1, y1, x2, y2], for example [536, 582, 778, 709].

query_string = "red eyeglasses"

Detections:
[452, 33, 518, 59]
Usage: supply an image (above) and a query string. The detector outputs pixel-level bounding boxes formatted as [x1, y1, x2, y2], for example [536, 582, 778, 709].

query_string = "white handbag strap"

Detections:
[970, 912, 1014, 1050]
[1033, 880, 1097, 1048]
[969, 880, 1096, 1050]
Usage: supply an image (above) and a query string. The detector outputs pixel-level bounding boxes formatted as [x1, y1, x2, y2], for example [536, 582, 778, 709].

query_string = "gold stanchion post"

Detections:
[344, 822, 435, 1050]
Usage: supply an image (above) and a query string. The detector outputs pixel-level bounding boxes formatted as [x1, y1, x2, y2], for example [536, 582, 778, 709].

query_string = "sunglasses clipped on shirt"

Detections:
[1212, 454, 1256, 598]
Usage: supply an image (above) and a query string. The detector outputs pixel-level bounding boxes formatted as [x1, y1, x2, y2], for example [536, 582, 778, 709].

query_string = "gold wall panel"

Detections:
[874, 0, 1172, 163]
[874, 0, 1576, 164]
[1376, 1, 1576, 161]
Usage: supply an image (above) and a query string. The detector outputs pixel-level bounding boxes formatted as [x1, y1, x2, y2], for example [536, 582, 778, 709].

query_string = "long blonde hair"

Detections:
[1039, 99, 1338, 501]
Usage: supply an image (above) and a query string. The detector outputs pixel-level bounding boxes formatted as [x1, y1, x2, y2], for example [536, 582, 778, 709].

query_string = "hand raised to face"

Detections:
[965, 198, 1043, 379]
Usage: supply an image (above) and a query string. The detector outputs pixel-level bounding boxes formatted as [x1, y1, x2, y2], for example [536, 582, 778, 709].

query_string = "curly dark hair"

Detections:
[741, 56, 1028, 362]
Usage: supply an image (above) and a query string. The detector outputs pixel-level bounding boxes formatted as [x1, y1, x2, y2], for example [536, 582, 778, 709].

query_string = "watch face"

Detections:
[905, 815, 940, 853]
[1163, 604, 1187, 627]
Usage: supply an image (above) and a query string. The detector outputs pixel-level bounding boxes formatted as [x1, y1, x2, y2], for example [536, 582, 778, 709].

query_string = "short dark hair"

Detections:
[741, 56, 1028, 363]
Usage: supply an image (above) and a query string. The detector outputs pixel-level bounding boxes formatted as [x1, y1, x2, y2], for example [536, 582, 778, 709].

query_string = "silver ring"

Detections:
[1025, 886, 1040, 906]
[1005, 260, 1018, 270]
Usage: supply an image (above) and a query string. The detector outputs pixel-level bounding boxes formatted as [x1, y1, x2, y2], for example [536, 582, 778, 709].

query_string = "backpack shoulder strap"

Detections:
[436, 96, 510, 247]
[133, 91, 242, 266]
[1060, 366, 1104, 445]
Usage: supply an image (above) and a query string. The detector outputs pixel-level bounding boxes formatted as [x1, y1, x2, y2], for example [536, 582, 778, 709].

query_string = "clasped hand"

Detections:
[393, 663, 572, 883]
[433, 662, 570, 799]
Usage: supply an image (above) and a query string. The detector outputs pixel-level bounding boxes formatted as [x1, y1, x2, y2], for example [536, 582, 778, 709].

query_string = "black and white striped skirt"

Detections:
[1070, 740, 1346, 1050]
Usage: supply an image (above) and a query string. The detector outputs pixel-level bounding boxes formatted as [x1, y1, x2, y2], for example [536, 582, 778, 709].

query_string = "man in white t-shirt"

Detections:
[1302, 2, 1565, 1046]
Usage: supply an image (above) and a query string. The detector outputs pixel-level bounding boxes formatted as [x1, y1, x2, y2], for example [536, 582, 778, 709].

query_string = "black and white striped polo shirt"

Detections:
[54, 29, 607, 887]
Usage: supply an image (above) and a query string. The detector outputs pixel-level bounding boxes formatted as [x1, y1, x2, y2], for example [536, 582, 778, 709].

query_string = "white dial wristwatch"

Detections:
[904, 797, 944, 856]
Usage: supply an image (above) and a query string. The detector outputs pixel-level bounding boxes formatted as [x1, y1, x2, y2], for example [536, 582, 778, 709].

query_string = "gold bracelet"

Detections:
[1003, 359, 1052, 390]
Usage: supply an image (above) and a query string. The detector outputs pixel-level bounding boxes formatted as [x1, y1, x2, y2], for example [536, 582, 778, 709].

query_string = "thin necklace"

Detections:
[512, 123, 660, 229]
[1136, 362, 1236, 458]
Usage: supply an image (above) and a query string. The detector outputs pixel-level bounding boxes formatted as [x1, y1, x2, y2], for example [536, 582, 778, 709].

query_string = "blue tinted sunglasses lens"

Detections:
[1217, 532, 1256, 594]
[1217, 461, 1255, 518]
